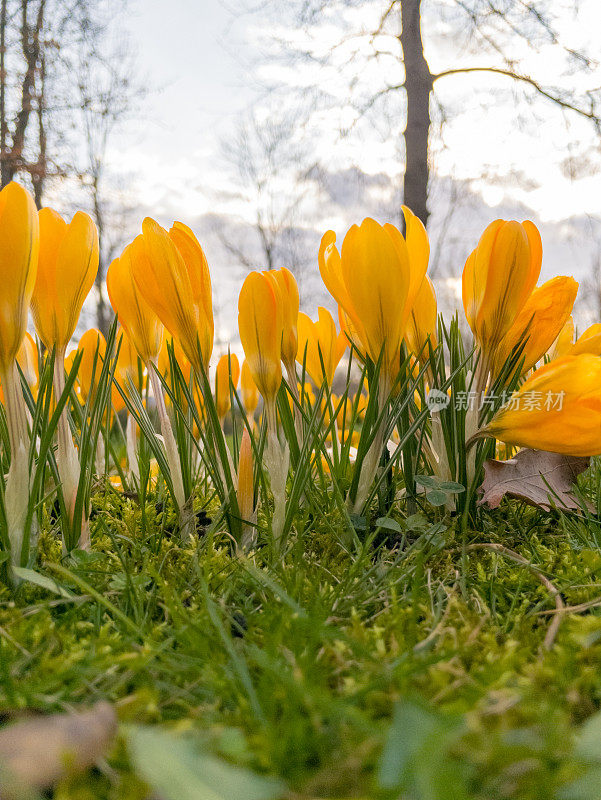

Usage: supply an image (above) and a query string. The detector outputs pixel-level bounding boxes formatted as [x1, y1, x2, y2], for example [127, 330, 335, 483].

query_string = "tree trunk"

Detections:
[32, 50, 46, 207]
[400, 0, 432, 227]
[7, 0, 45, 184]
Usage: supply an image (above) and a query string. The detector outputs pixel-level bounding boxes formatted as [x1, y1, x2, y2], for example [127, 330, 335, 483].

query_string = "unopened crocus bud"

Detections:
[31, 208, 98, 354]
[462, 219, 541, 360]
[215, 352, 240, 422]
[240, 359, 259, 419]
[130, 218, 213, 373]
[238, 271, 283, 420]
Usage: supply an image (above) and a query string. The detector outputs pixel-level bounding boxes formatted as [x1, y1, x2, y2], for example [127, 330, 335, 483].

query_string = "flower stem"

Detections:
[54, 351, 85, 550]
[149, 363, 191, 539]
[2, 361, 35, 567]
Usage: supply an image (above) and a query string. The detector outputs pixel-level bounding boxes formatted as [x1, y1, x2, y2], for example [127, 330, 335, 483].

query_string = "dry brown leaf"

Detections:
[478, 448, 592, 511]
[0, 701, 116, 794]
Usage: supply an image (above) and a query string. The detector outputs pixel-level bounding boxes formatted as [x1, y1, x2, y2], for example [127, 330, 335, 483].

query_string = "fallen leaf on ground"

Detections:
[0, 701, 117, 793]
[478, 448, 592, 511]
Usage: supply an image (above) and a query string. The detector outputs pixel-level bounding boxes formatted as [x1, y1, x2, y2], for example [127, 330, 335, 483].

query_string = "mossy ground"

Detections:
[3, 467, 601, 799]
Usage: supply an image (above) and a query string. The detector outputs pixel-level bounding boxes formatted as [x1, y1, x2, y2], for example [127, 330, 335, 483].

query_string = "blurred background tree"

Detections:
[0, 0, 143, 333]
[235, 0, 601, 228]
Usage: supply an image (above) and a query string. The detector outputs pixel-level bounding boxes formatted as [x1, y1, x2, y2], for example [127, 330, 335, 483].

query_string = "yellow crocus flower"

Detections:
[238, 271, 283, 415]
[240, 359, 259, 419]
[484, 354, 601, 456]
[462, 219, 541, 362]
[492, 276, 578, 378]
[107, 247, 164, 365]
[31, 208, 98, 353]
[215, 352, 240, 422]
[130, 218, 213, 374]
[70, 328, 107, 406]
[0, 182, 39, 374]
[297, 306, 347, 387]
[319, 212, 427, 384]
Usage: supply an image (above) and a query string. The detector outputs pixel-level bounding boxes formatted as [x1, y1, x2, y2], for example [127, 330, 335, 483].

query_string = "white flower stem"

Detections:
[264, 400, 289, 553]
[54, 352, 86, 550]
[149, 363, 192, 539]
[2, 361, 35, 568]
[351, 373, 389, 514]
[125, 414, 140, 484]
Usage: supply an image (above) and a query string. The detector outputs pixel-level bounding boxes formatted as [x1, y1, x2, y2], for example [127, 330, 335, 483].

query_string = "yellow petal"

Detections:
[405, 275, 437, 359]
[215, 352, 240, 420]
[32, 209, 98, 351]
[549, 316, 575, 359]
[240, 359, 259, 418]
[107, 248, 164, 364]
[0, 182, 39, 372]
[238, 271, 283, 404]
[493, 276, 578, 378]
[340, 218, 410, 375]
[73, 328, 107, 405]
[568, 323, 601, 357]
[486, 354, 601, 456]
[270, 268, 299, 367]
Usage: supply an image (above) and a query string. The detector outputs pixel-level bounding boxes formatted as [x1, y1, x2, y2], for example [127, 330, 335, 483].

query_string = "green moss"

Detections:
[3, 481, 601, 798]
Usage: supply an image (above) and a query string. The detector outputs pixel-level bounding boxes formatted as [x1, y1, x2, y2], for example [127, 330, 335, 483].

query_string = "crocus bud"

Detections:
[130, 218, 213, 373]
[72, 328, 107, 406]
[319, 216, 426, 384]
[215, 352, 240, 422]
[462, 219, 541, 358]
[237, 427, 256, 549]
[240, 359, 259, 419]
[31, 208, 98, 353]
[238, 271, 283, 413]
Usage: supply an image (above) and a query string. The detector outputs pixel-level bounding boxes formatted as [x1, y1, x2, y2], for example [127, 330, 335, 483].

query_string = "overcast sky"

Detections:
[100, 0, 601, 341]
[118, 0, 601, 219]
